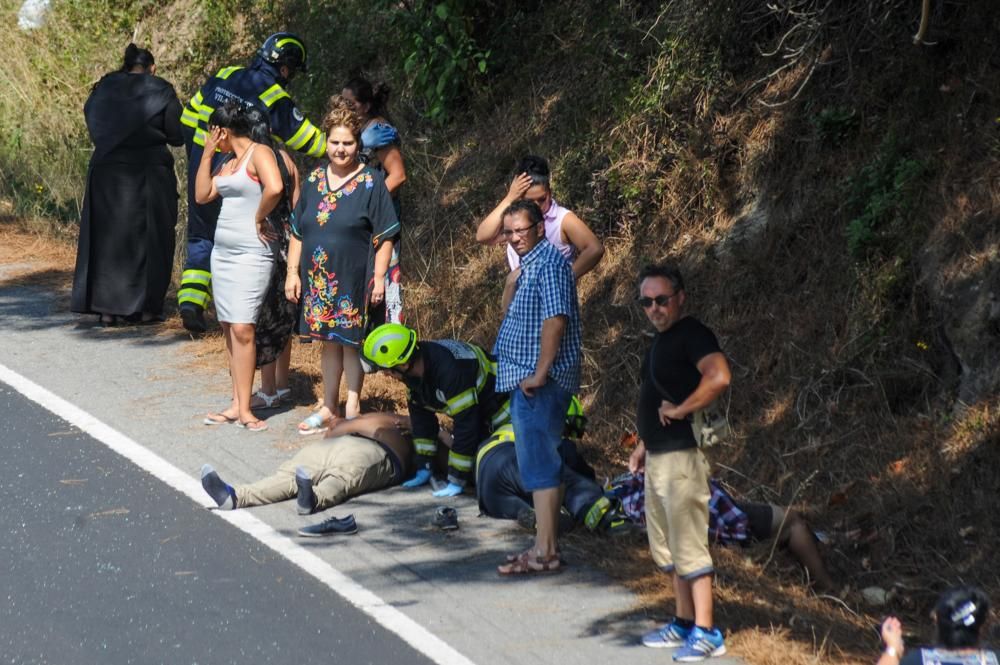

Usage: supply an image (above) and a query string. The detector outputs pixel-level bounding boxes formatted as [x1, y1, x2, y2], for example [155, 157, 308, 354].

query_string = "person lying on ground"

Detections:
[475, 155, 604, 310]
[475, 422, 629, 536]
[609, 473, 834, 592]
[200, 412, 417, 517]
[879, 586, 995, 665]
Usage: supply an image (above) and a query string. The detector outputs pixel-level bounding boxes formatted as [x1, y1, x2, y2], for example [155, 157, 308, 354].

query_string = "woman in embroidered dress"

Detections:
[285, 97, 400, 435]
[341, 76, 406, 325]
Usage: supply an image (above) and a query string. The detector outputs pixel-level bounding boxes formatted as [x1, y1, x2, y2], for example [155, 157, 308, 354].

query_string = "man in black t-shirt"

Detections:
[629, 264, 732, 662]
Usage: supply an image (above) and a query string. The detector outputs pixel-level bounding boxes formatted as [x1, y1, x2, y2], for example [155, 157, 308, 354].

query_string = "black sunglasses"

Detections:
[637, 294, 675, 308]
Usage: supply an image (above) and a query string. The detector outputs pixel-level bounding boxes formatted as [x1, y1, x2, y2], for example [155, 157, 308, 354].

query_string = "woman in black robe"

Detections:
[71, 44, 183, 325]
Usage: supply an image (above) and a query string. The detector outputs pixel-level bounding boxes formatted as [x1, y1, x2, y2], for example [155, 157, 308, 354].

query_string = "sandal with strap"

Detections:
[298, 412, 327, 436]
[236, 419, 269, 432]
[204, 412, 238, 426]
[505, 547, 561, 563]
[497, 550, 562, 576]
[276, 388, 291, 403]
[250, 390, 280, 410]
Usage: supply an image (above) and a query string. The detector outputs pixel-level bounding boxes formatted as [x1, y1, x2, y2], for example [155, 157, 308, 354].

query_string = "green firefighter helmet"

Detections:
[363, 323, 417, 369]
[564, 395, 587, 439]
[259, 32, 308, 73]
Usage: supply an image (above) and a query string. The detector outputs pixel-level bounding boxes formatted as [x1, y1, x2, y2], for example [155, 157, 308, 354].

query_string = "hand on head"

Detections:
[507, 172, 532, 201]
[881, 616, 904, 653]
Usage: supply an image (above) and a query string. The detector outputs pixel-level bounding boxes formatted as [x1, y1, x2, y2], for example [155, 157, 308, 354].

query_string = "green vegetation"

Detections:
[382, 0, 491, 122]
[845, 137, 927, 260]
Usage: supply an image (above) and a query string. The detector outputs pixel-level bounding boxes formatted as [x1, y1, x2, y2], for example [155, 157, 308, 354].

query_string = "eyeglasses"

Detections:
[637, 294, 676, 308]
[500, 223, 538, 239]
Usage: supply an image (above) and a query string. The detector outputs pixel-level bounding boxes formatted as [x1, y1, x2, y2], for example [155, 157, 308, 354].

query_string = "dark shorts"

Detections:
[736, 501, 774, 541]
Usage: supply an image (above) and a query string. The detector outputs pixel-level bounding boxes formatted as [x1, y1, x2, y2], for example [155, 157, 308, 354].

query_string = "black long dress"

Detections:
[71, 71, 183, 318]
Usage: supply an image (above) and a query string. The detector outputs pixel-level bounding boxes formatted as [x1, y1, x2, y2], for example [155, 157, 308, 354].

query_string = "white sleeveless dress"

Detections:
[210, 146, 274, 324]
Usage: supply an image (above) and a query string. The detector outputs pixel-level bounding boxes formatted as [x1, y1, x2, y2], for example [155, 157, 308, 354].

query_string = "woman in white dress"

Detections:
[195, 103, 284, 431]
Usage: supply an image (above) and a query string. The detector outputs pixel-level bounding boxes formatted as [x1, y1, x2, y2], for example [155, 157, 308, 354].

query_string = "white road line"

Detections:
[0, 363, 476, 665]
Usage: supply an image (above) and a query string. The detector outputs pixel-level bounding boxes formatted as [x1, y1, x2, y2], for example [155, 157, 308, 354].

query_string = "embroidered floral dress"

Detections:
[290, 165, 399, 345]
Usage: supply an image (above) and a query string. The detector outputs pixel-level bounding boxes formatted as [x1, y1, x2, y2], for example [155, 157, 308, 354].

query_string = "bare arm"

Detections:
[519, 315, 567, 395]
[628, 438, 646, 474]
[285, 235, 302, 303]
[193, 129, 221, 204]
[877, 617, 904, 665]
[500, 268, 520, 311]
[658, 352, 731, 423]
[370, 238, 394, 302]
[375, 145, 407, 195]
[561, 211, 605, 279]
[475, 173, 532, 244]
[249, 145, 283, 229]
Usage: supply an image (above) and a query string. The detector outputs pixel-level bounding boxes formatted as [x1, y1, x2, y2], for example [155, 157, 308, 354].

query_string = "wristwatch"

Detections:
[884, 646, 901, 659]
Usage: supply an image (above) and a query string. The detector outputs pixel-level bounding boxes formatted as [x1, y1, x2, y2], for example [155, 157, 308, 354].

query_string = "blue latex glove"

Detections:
[432, 482, 464, 498]
[402, 467, 432, 488]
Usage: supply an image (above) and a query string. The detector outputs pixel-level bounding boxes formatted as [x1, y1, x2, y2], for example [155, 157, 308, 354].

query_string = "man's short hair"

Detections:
[517, 154, 550, 186]
[638, 263, 685, 292]
[503, 199, 544, 227]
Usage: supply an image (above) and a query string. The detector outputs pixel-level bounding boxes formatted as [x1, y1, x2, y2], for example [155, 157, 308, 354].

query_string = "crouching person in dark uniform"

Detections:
[476, 402, 628, 535]
[362, 323, 510, 497]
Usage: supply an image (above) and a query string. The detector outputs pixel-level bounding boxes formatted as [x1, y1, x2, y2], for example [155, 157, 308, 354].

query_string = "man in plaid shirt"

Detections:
[493, 199, 582, 575]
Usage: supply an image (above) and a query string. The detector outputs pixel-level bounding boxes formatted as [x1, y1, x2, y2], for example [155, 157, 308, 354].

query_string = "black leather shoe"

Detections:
[298, 514, 358, 537]
[180, 307, 207, 334]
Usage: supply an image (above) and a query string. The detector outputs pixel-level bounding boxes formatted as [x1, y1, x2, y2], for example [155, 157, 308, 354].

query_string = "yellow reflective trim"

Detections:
[444, 388, 477, 416]
[182, 269, 211, 286]
[305, 131, 325, 158]
[275, 37, 305, 53]
[448, 451, 473, 471]
[491, 399, 511, 429]
[475, 425, 515, 476]
[285, 120, 314, 150]
[178, 289, 210, 306]
[215, 66, 243, 80]
[258, 84, 289, 108]
[180, 110, 200, 129]
[414, 438, 437, 455]
[192, 128, 208, 147]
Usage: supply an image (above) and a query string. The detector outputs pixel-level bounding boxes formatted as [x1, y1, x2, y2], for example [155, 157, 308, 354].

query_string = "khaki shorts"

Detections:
[644, 447, 713, 579]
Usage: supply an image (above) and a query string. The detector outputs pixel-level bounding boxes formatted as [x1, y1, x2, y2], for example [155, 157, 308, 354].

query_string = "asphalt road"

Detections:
[0, 381, 435, 665]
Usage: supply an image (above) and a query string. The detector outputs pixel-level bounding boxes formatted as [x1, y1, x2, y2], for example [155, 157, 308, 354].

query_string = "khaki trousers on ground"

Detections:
[644, 447, 713, 579]
[235, 435, 396, 510]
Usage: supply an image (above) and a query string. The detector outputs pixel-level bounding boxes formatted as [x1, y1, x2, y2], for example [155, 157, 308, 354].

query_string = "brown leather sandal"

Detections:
[497, 551, 562, 576]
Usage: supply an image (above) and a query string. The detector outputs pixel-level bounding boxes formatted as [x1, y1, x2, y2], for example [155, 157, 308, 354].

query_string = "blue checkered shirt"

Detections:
[494, 239, 582, 394]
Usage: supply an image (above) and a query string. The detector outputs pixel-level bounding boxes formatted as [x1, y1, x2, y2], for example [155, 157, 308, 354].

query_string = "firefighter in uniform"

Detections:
[474, 399, 628, 534]
[177, 32, 326, 332]
[362, 323, 510, 497]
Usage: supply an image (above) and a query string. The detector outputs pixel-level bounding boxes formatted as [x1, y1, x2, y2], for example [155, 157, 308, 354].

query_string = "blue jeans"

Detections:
[510, 381, 571, 491]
